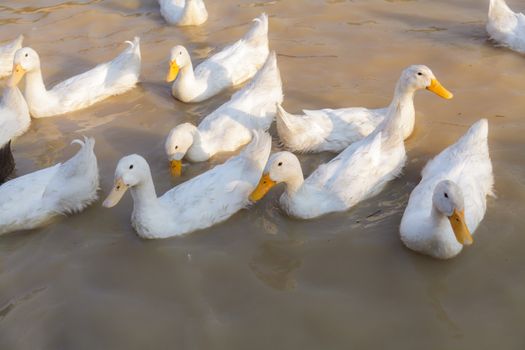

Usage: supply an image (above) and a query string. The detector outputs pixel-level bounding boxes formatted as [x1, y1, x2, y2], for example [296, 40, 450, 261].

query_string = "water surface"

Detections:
[0, 0, 524, 349]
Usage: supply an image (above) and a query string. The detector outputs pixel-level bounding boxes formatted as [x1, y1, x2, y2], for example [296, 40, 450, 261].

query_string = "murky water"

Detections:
[0, 0, 524, 349]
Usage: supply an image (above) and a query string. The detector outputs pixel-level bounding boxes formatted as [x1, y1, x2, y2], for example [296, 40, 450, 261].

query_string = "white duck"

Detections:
[165, 52, 282, 176]
[487, 0, 525, 53]
[166, 13, 269, 103]
[276, 65, 453, 153]
[0, 137, 99, 236]
[0, 35, 23, 79]
[400, 119, 494, 259]
[103, 131, 271, 239]
[158, 0, 208, 26]
[0, 70, 31, 183]
[11, 37, 141, 118]
[249, 83, 437, 219]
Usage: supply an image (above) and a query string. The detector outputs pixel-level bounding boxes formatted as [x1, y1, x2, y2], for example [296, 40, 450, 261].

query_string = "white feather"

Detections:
[0, 138, 100, 235]
[400, 119, 494, 259]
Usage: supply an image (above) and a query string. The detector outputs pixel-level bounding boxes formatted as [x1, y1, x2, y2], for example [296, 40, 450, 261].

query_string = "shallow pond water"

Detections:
[0, 0, 524, 349]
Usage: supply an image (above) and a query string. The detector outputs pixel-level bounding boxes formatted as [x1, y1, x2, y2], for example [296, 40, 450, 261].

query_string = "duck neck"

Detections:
[430, 204, 450, 234]
[284, 168, 305, 196]
[386, 81, 416, 139]
[24, 68, 49, 109]
[178, 63, 196, 87]
[186, 125, 211, 161]
[130, 174, 160, 213]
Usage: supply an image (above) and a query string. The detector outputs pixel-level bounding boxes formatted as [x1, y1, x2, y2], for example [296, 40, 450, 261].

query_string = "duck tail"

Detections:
[124, 36, 141, 55]
[462, 119, 489, 147]
[241, 130, 272, 172]
[244, 13, 268, 46]
[255, 52, 283, 99]
[237, 52, 283, 107]
[2, 34, 23, 53]
[488, 0, 517, 33]
[12, 34, 23, 50]
[275, 103, 300, 146]
[44, 137, 100, 214]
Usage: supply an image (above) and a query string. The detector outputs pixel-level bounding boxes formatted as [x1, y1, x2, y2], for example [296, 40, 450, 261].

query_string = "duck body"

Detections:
[167, 13, 269, 103]
[104, 131, 271, 239]
[165, 52, 282, 168]
[276, 65, 453, 153]
[158, 0, 208, 26]
[400, 120, 494, 259]
[0, 85, 31, 183]
[487, 0, 525, 53]
[14, 37, 141, 118]
[0, 35, 23, 78]
[251, 99, 411, 219]
[0, 138, 99, 236]
[283, 131, 406, 219]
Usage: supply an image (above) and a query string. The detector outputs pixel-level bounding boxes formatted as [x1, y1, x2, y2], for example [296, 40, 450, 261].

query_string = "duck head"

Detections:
[9, 47, 41, 87]
[398, 65, 453, 99]
[103, 154, 151, 208]
[250, 151, 303, 202]
[166, 45, 191, 82]
[432, 180, 473, 245]
[164, 123, 197, 177]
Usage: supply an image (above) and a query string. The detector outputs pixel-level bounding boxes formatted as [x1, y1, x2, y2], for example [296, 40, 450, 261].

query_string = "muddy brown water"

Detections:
[0, 0, 524, 349]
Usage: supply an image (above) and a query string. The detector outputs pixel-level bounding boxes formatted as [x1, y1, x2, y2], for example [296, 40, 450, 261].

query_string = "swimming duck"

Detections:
[103, 131, 271, 238]
[158, 0, 208, 26]
[400, 119, 494, 259]
[276, 65, 453, 153]
[11, 37, 141, 118]
[487, 0, 525, 53]
[0, 137, 99, 236]
[250, 74, 447, 219]
[165, 52, 282, 176]
[166, 13, 269, 103]
[0, 35, 23, 79]
[0, 71, 31, 184]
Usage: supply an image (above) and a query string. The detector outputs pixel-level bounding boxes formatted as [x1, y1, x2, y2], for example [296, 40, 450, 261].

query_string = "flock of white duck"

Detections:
[0, 0, 518, 259]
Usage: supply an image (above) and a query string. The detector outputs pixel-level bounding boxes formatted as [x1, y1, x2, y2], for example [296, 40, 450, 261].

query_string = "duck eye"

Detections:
[129, 165, 134, 170]
[116, 185, 121, 190]
[444, 193, 448, 198]
[175, 146, 178, 150]
[278, 162, 283, 166]
[25, 53, 28, 57]
[417, 72, 423, 76]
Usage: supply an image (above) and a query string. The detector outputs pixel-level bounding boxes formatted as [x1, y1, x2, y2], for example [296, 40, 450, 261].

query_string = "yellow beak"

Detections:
[426, 78, 453, 99]
[249, 174, 277, 202]
[102, 178, 129, 208]
[166, 61, 180, 83]
[8, 64, 26, 87]
[170, 159, 182, 177]
[448, 208, 473, 245]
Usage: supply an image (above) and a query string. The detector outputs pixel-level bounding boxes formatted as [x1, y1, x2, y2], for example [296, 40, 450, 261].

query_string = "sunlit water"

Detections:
[0, 0, 524, 349]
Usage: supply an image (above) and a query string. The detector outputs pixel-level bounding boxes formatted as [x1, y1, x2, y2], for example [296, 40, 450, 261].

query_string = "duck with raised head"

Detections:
[165, 52, 282, 176]
[0, 138, 99, 236]
[103, 131, 271, 239]
[400, 119, 494, 259]
[0, 69, 31, 184]
[487, 0, 525, 53]
[166, 13, 269, 103]
[11, 37, 141, 118]
[276, 65, 453, 153]
[0, 35, 23, 79]
[249, 73, 451, 220]
[158, 0, 208, 26]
